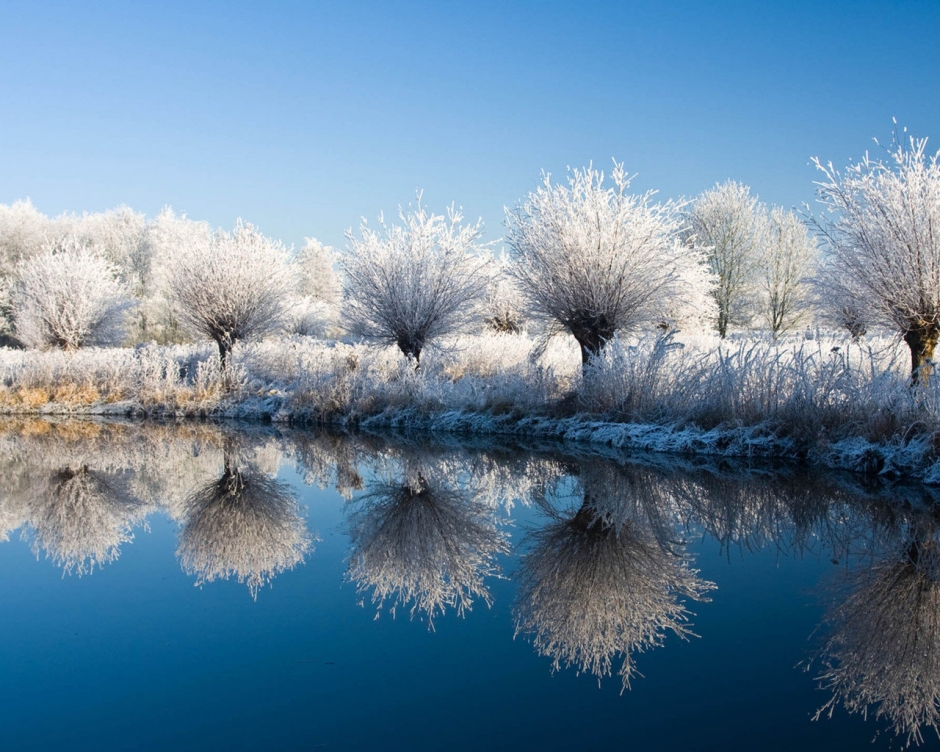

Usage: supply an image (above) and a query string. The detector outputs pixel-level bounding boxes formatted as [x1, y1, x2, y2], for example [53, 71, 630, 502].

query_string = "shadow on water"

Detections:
[0, 417, 938, 746]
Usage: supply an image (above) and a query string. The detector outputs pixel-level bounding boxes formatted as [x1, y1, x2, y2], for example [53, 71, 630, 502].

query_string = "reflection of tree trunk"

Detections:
[904, 325, 938, 386]
[345, 466, 507, 623]
[569, 498, 612, 535]
[177, 443, 310, 598]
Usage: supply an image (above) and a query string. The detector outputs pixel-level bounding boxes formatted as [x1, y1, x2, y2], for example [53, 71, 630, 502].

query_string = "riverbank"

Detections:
[0, 330, 936, 482]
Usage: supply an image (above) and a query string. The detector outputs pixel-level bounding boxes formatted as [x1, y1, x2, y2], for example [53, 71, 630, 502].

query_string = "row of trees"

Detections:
[2, 128, 938, 383]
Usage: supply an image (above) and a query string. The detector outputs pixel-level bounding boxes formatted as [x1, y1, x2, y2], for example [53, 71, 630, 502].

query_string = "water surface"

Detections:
[0, 419, 937, 751]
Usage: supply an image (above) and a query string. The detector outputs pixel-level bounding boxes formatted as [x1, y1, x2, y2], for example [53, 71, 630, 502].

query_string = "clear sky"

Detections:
[1, 0, 938, 250]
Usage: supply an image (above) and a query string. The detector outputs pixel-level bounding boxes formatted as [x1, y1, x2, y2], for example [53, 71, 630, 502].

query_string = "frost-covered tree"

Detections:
[760, 207, 817, 338]
[288, 237, 341, 338]
[66, 206, 156, 342]
[146, 208, 213, 345]
[811, 131, 940, 384]
[165, 219, 292, 366]
[686, 181, 767, 338]
[66, 206, 151, 293]
[482, 252, 526, 334]
[813, 261, 870, 340]
[654, 248, 718, 334]
[342, 203, 489, 364]
[505, 163, 691, 365]
[12, 240, 133, 350]
[0, 199, 59, 339]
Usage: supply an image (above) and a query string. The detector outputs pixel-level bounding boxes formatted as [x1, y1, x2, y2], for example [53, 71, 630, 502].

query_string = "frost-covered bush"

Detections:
[811, 128, 940, 384]
[506, 162, 702, 366]
[12, 240, 133, 350]
[165, 219, 292, 366]
[0, 200, 62, 338]
[342, 204, 489, 364]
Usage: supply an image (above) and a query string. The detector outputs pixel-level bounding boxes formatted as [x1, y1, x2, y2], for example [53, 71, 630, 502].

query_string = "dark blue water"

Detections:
[0, 421, 936, 751]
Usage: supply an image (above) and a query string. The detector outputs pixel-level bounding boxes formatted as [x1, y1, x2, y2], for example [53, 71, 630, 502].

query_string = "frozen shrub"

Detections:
[12, 239, 133, 350]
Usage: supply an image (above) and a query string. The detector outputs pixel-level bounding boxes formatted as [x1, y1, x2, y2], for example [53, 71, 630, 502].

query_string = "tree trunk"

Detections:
[904, 326, 939, 386]
[570, 316, 616, 367]
[396, 336, 422, 368]
[217, 338, 232, 371]
[717, 308, 729, 339]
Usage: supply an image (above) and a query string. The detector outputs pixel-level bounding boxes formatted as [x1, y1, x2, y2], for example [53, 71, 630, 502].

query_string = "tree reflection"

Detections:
[514, 461, 715, 689]
[29, 464, 145, 575]
[346, 459, 509, 625]
[815, 511, 940, 747]
[177, 443, 312, 598]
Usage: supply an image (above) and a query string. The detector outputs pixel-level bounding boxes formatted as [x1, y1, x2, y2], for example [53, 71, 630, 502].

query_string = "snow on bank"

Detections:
[0, 330, 939, 482]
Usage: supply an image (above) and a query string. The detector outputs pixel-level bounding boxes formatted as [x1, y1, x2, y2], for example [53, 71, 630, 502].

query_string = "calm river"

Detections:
[0, 419, 936, 751]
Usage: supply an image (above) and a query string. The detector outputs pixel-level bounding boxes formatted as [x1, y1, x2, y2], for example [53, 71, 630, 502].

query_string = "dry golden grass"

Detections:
[51, 383, 101, 406]
[1, 387, 52, 409]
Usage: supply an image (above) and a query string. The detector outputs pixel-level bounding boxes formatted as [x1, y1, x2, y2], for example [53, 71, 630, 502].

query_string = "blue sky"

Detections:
[1, 0, 938, 249]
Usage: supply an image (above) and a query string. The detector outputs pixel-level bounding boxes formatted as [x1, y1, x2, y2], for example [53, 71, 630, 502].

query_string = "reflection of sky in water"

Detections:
[0, 420, 936, 750]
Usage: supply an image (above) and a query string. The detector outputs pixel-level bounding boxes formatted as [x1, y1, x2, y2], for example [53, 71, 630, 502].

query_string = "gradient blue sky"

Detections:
[1, 0, 938, 249]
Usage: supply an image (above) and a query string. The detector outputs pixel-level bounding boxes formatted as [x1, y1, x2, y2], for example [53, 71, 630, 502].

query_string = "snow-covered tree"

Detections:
[66, 206, 151, 292]
[813, 261, 870, 340]
[811, 130, 940, 384]
[146, 208, 213, 345]
[342, 203, 489, 364]
[481, 252, 526, 334]
[65, 206, 156, 343]
[654, 247, 718, 334]
[12, 240, 133, 350]
[505, 163, 691, 366]
[288, 237, 341, 338]
[165, 219, 292, 366]
[760, 207, 817, 338]
[0, 199, 59, 339]
[685, 180, 767, 338]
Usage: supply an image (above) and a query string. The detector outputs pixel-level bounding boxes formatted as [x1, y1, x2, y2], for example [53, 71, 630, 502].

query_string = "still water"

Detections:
[0, 419, 937, 751]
